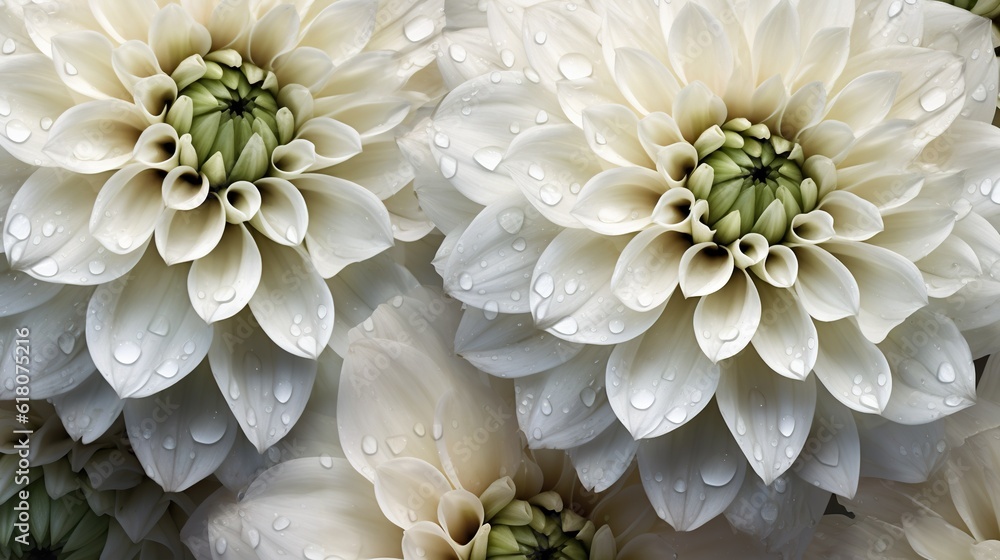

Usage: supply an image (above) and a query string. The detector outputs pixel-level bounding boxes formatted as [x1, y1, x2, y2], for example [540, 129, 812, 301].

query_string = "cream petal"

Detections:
[384, 183, 434, 242]
[566, 422, 639, 493]
[0, 285, 95, 400]
[610, 226, 685, 312]
[693, 269, 761, 362]
[671, 82, 728, 143]
[556, 76, 631, 128]
[123, 363, 236, 492]
[436, 29, 501, 87]
[434, 389, 521, 496]
[517, 345, 616, 449]
[503, 123, 601, 228]
[716, 350, 816, 484]
[271, 45, 333, 91]
[294, 117, 362, 170]
[402, 522, 460, 560]
[90, 164, 165, 254]
[841, 172, 922, 211]
[869, 200, 956, 261]
[667, 4, 733, 95]
[851, 0, 924, 50]
[4, 168, 147, 285]
[787, 210, 835, 245]
[678, 242, 734, 297]
[248, 240, 333, 359]
[328, 138, 413, 200]
[431, 71, 562, 205]
[110, 40, 163, 94]
[50, 371, 123, 445]
[43, 99, 148, 173]
[750, 283, 817, 380]
[817, 190, 884, 242]
[521, 3, 603, 86]
[531, 229, 665, 344]
[442, 197, 557, 315]
[606, 295, 720, 440]
[205, 0, 252, 51]
[855, 414, 948, 483]
[751, 0, 800, 88]
[793, 386, 860, 498]
[87, 252, 212, 398]
[248, 177, 308, 247]
[0, 257, 62, 317]
[724, 472, 829, 555]
[824, 71, 899, 135]
[905, 514, 976, 560]
[374, 457, 452, 529]
[826, 241, 928, 343]
[90, 0, 158, 43]
[580, 103, 653, 168]
[613, 47, 680, 115]
[187, 224, 261, 324]
[792, 27, 850, 92]
[776, 81, 826, 139]
[21, 2, 101, 57]
[747, 73, 788, 123]
[208, 307, 317, 451]
[401, 126, 484, 235]
[299, 0, 378, 66]
[791, 244, 860, 321]
[321, 94, 411, 140]
[292, 174, 393, 278]
[878, 309, 976, 424]
[637, 405, 746, 531]
[455, 308, 582, 378]
[572, 167, 665, 235]
[51, 30, 130, 100]
[154, 194, 226, 265]
[796, 120, 855, 163]
[638, 112, 686, 165]
[147, 4, 212, 74]
[813, 317, 891, 414]
[133, 122, 180, 170]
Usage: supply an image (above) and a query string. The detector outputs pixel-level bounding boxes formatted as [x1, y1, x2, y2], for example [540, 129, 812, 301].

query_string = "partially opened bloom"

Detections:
[185, 288, 789, 559]
[417, 0, 1000, 527]
[0, 0, 441, 420]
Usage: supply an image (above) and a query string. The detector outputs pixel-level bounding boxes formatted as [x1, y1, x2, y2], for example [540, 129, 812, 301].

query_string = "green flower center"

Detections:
[165, 56, 292, 189]
[485, 493, 589, 560]
[690, 119, 818, 245]
[1, 479, 110, 560]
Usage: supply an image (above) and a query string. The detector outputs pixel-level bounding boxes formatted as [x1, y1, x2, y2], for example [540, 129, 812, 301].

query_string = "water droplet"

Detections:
[936, 362, 956, 383]
[944, 395, 964, 407]
[539, 184, 563, 206]
[439, 155, 457, 178]
[609, 319, 625, 334]
[57, 333, 75, 354]
[876, 373, 887, 387]
[497, 207, 524, 234]
[1, 39, 14, 55]
[628, 389, 657, 411]
[296, 335, 317, 356]
[162, 436, 177, 450]
[274, 379, 292, 404]
[936, 440, 946, 453]
[317, 304, 328, 319]
[500, 49, 515, 68]
[760, 501, 779, 523]
[887, 0, 902, 17]
[272, 516, 291, 531]
[673, 478, 687, 493]
[483, 300, 499, 320]
[527, 163, 545, 181]
[458, 272, 474, 291]
[859, 394, 879, 409]
[246, 408, 258, 427]
[535, 110, 548, 124]
[778, 415, 795, 437]
[540, 398, 553, 416]
[533, 273, 555, 298]
[319, 454, 334, 469]
[386, 435, 407, 454]
[41, 221, 55, 237]
[448, 44, 467, 63]
[789, 359, 806, 376]
[190, 411, 227, 444]
[665, 406, 687, 424]
[31, 257, 59, 278]
[113, 341, 142, 365]
[972, 84, 988, 102]
[511, 237, 526, 251]
[719, 327, 739, 342]
[362, 435, 378, 455]
[63, 61, 78, 75]
[88, 260, 106, 275]
[472, 146, 504, 171]
[213, 286, 236, 303]
[753, 443, 764, 461]
[552, 316, 578, 335]
[39, 117, 51, 130]
[403, 16, 435, 42]
[534, 31, 547, 44]
[5, 120, 30, 143]
[156, 359, 179, 378]
[413, 422, 426, 437]
[557, 53, 593, 80]
[919, 87, 947, 112]
[433, 132, 450, 148]
[7, 213, 30, 240]
[700, 455, 739, 487]
[580, 387, 597, 407]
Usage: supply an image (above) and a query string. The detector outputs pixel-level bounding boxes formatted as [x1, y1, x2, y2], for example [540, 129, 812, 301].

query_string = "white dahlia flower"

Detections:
[806, 355, 1000, 559]
[0, 0, 444, 480]
[183, 288, 790, 559]
[415, 0, 1000, 530]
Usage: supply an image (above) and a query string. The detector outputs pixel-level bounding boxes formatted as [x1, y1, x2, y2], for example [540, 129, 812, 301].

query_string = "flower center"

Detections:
[485, 492, 590, 560]
[690, 119, 817, 245]
[2, 480, 110, 559]
[166, 55, 292, 189]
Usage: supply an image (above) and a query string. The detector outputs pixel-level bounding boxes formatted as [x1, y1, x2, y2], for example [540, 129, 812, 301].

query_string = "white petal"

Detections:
[724, 472, 830, 556]
[455, 308, 582, 379]
[869, 200, 956, 261]
[813, 317, 891, 414]
[581, 103, 653, 168]
[248, 240, 333, 359]
[792, 26, 851, 91]
[503, 123, 602, 227]
[50, 371, 123, 445]
[43, 99, 148, 173]
[0, 258, 61, 317]
[824, 71, 899, 135]
[566, 422, 639, 493]
[148, 4, 212, 73]
[716, 350, 816, 484]
[4, 168, 147, 285]
[905, 514, 976, 560]
[87, 252, 213, 398]
[517, 345, 616, 449]
[90, 0, 157, 43]
[793, 385, 860, 498]
[606, 295, 720, 440]
[322, 94, 411, 140]
[299, 0, 377, 66]
[248, 177, 309, 247]
[678, 242, 734, 297]
[89, 164, 165, 254]
[571, 167, 665, 236]
[531, 229, 665, 344]
[751, 0, 799, 88]
[693, 269, 761, 362]
[826, 242, 928, 343]
[816, 190, 884, 242]
[124, 366, 237, 492]
[610, 226, 685, 312]
[383, 183, 434, 242]
[672, 82, 728, 143]
[878, 309, 976, 424]
[613, 47, 680, 115]
[0, 285, 95, 400]
[0, 54, 75, 167]
[51, 30, 130, 100]
[521, 2, 603, 84]
[187, 224, 261, 324]
[374, 457, 452, 529]
[668, 4, 733, 95]
[751, 283, 818, 380]
[294, 118, 363, 169]
[791, 244, 860, 321]
[637, 405, 747, 531]
[208, 307, 317, 452]
[855, 414, 948, 483]
[293, 174, 393, 277]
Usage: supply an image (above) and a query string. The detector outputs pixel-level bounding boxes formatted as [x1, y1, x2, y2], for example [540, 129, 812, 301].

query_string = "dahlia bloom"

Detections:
[0, 0, 444, 476]
[417, 0, 1000, 529]
[0, 399, 210, 559]
[184, 288, 792, 559]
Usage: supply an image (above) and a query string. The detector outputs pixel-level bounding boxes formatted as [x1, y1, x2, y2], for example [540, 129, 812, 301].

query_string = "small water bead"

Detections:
[156, 359, 180, 378]
[448, 44, 467, 63]
[887, 0, 902, 17]
[439, 155, 457, 178]
[413, 422, 426, 437]
[777, 415, 795, 437]
[7, 213, 30, 240]
[483, 300, 500, 320]
[39, 117, 52, 130]
[718, 327, 739, 342]
[5, 119, 30, 143]
[246, 408, 258, 427]
[534, 31, 547, 44]
[579, 387, 597, 407]
[31, 256, 59, 277]
[500, 49, 515, 68]
[533, 273, 555, 298]
[88, 260, 106, 275]
[497, 207, 525, 234]
[527, 163, 545, 180]
[944, 395, 965, 407]
[972, 84, 988, 102]
[473, 146, 503, 171]
[57, 333, 75, 354]
[511, 237, 527, 251]
[1, 39, 13, 54]
[539, 184, 563, 205]
[919, 87, 947, 112]
[665, 406, 687, 424]
[114, 341, 142, 365]
[162, 436, 177, 450]
[63, 62, 78, 75]
[458, 273, 474, 291]
[433, 132, 450, 148]
[361, 435, 378, 455]
[557, 53, 593, 80]
[609, 319, 625, 334]
[272, 516, 291, 531]
[673, 478, 687, 493]
[403, 16, 435, 42]
[552, 316, 578, 335]
[936, 362, 956, 383]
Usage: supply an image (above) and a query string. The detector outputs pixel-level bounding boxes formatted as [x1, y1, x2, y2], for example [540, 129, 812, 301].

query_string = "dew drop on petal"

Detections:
[665, 406, 687, 424]
[386, 435, 407, 455]
[630, 389, 655, 410]
[296, 335, 317, 356]
[887, 0, 902, 17]
[859, 394, 880, 409]
[31, 257, 59, 278]
[458, 272, 474, 291]
[190, 411, 227, 444]
[0, 39, 13, 55]
[433, 132, 450, 148]
[7, 213, 30, 240]
[413, 422, 426, 437]
[317, 304, 328, 319]
[527, 163, 545, 181]
[272, 516, 291, 531]
[5, 119, 30, 143]
[57, 333, 75, 354]
[539, 184, 562, 206]
[497, 207, 524, 234]
[319, 454, 333, 468]
[580, 387, 597, 407]
[533, 273, 555, 298]
[557, 53, 593, 80]
[718, 326, 739, 342]
[778, 415, 795, 437]
[162, 435, 177, 450]
[362, 435, 378, 455]
[919, 87, 947, 112]
[439, 155, 457, 178]
[213, 286, 237, 303]
[936, 362, 955, 383]
[88, 260, 106, 275]
[483, 300, 499, 320]
[403, 16, 435, 42]
[511, 237, 526, 251]
[473, 146, 503, 171]
[609, 319, 625, 334]
[500, 49, 515, 68]
[274, 379, 292, 404]
[972, 84, 988, 102]
[552, 316, 578, 335]
[534, 31, 547, 44]
[156, 359, 179, 378]
[944, 395, 964, 406]
[113, 341, 142, 365]
[789, 359, 806, 377]
[448, 44, 467, 63]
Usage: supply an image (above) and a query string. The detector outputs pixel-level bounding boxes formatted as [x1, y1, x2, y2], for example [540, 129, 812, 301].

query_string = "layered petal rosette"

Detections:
[184, 288, 790, 559]
[417, 0, 1000, 530]
[0, 0, 443, 461]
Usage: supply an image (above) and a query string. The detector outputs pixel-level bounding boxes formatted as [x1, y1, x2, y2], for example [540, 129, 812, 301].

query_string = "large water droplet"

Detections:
[539, 184, 563, 206]
[557, 53, 593, 80]
[362, 435, 378, 455]
[5, 120, 30, 143]
[213, 286, 236, 303]
[718, 326, 739, 342]
[919, 87, 947, 112]
[7, 213, 30, 240]
[162, 436, 177, 450]
[448, 44, 467, 63]
[936, 362, 956, 384]
[778, 415, 795, 437]
[580, 387, 597, 407]
[57, 333, 75, 354]
[439, 155, 457, 178]
[88, 260, 106, 275]
[458, 272, 474, 291]
[944, 395, 965, 407]
[552, 316, 578, 335]
[247, 528, 261, 548]
[533, 273, 555, 298]
[887, 0, 902, 17]
[403, 16, 435, 42]
[672, 478, 687, 493]
[31, 257, 59, 278]
[190, 410, 227, 444]
[700, 455, 739, 487]
[272, 516, 291, 531]
[497, 207, 525, 234]
[156, 359, 180, 378]
[113, 341, 142, 365]
[274, 378, 293, 404]
[386, 435, 407, 455]
[972, 84, 988, 102]
[473, 146, 503, 171]
[665, 406, 687, 424]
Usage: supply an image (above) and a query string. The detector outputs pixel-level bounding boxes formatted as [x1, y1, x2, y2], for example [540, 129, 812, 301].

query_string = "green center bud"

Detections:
[165, 55, 293, 189]
[485, 491, 591, 560]
[690, 118, 818, 245]
[1, 480, 110, 560]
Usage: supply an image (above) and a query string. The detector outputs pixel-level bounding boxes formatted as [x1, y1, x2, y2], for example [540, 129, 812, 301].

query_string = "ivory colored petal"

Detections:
[90, 164, 165, 255]
[148, 4, 212, 74]
[566, 423, 639, 493]
[791, 245, 860, 322]
[86, 251, 213, 399]
[455, 308, 582, 378]
[610, 226, 685, 312]
[187, 224, 261, 324]
[581, 103, 653, 168]
[248, 177, 309, 247]
[855, 414, 948, 483]
[0, 54, 76, 167]
[50, 30, 130, 100]
[571, 166, 665, 236]
[50, 371, 124, 445]
[678, 242, 734, 298]
[813, 318, 891, 414]
[667, 4, 733, 95]
[751, 283, 817, 380]
[298, 0, 378, 66]
[124, 365, 237, 492]
[613, 47, 681, 115]
[693, 269, 761, 362]
[374, 457, 452, 529]
[794, 386, 860, 498]
[154, 193, 226, 265]
[294, 117, 363, 170]
[43, 99, 147, 174]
